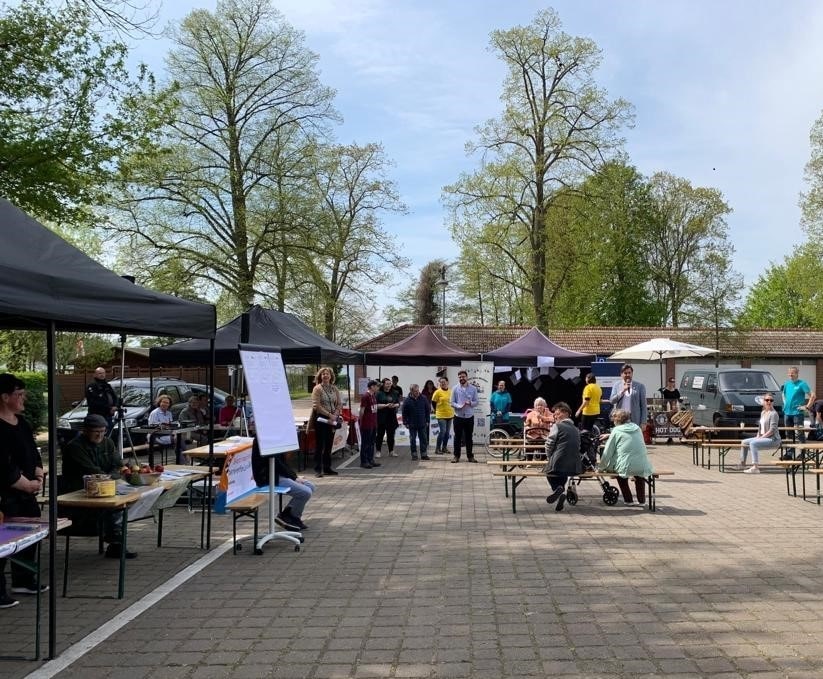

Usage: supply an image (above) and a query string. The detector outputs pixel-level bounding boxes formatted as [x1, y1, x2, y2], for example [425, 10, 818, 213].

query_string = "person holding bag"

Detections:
[310, 367, 341, 477]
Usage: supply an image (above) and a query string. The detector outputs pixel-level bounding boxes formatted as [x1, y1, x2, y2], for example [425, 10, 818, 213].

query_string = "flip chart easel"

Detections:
[239, 344, 303, 552]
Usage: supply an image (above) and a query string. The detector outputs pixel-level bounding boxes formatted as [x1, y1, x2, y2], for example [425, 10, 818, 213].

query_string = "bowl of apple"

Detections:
[121, 464, 164, 486]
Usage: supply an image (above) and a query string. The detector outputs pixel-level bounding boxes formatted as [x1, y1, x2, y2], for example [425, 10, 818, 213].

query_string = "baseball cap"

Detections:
[0, 373, 25, 395]
[83, 414, 109, 429]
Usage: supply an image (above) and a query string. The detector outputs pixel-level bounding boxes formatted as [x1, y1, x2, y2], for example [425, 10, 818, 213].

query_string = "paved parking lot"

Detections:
[5, 442, 823, 678]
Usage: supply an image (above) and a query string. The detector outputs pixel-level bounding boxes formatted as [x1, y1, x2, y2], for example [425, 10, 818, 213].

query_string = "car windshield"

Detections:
[117, 386, 151, 407]
[719, 372, 780, 392]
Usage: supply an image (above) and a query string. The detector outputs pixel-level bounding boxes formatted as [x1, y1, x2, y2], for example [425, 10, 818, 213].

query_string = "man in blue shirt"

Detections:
[450, 370, 479, 463]
[781, 366, 815, 458]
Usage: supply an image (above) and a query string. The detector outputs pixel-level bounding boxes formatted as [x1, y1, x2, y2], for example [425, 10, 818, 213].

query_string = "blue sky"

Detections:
[132, 0, 823, 312]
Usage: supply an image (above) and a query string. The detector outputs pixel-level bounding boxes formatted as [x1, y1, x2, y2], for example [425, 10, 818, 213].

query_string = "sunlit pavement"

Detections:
[6, 442, 823, 678]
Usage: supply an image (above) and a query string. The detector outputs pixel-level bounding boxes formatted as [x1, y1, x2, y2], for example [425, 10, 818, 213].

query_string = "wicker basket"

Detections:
[84, 474, 116, 497]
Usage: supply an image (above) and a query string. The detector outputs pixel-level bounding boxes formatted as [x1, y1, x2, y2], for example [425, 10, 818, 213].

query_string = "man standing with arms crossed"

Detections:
[782, 366, 815, 459]
[86, 366, 117, 431]
[450, 370, 479, 463]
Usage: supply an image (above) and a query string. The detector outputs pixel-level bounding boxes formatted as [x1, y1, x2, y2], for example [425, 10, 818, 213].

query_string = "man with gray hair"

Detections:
[402, 384, 432, 460]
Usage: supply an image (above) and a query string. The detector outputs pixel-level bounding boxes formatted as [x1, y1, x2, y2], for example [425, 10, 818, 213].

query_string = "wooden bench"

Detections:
[774, 460, 805, 498]
[807, 468, 823, 505]
[225, 486, 293, 555]
[225, 493, 269, 555]
[490, 466, 673, 514]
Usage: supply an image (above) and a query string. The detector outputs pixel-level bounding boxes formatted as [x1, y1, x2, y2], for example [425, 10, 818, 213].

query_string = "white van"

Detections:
[680, 369, 783, 427]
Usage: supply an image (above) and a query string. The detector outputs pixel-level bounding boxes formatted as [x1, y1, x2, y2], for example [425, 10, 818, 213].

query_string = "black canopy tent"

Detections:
[149, 305, 363, 366]
[0, 199, 216, 658]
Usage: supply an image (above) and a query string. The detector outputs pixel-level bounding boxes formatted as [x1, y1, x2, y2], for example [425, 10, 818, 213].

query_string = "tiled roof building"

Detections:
[356, 325, 823, 358]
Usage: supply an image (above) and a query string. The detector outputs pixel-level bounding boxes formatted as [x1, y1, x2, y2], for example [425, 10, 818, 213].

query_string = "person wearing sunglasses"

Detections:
[738, 394, 780, 473]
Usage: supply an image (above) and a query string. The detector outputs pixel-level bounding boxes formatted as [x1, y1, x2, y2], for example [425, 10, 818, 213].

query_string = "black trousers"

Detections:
[314, 423, 335, 472]
[376, 422, 397, 452]
[452, 416, 475, 460]
[580, 414, 598, 431]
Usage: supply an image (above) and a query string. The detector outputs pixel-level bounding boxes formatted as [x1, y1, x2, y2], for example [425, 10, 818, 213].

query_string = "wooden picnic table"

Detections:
[487, 458, 672, 513]
[57, 466, 210, 599]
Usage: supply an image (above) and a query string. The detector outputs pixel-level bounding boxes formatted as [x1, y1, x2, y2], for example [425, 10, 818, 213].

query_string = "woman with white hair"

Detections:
[525, 398, 554, 440]
[599, 408, 655, 507]
[523, 397, 554, 459]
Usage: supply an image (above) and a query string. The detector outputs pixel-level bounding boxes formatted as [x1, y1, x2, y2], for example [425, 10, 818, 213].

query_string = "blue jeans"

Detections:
[408, 427, 428, 457]
[740, 437, 780, 465]
[436, 418, 452, 451]
[360, 428, 376, 466]
[278, 477, 315, 519]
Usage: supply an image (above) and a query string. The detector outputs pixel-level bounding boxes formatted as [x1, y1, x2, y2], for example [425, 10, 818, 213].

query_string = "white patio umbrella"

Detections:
[608, 337, 719, 391]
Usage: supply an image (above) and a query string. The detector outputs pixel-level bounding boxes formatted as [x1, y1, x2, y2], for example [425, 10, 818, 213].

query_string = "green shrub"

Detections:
[17, 371, 47, 433]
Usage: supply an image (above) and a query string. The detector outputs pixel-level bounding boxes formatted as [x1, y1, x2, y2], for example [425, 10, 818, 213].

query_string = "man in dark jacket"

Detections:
[85, 366, 117, 430]
[62, 414, 136, 559]
[543, 402, 581, 512]
[401, 383, 431, 461]
[251, 438, 315, 531]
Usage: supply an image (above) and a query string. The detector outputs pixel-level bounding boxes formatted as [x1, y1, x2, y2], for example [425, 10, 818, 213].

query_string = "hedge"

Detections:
[17, 371, 47, 433]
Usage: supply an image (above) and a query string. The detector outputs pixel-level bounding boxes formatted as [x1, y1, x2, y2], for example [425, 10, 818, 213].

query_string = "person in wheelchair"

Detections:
[524, 397, 554, 459]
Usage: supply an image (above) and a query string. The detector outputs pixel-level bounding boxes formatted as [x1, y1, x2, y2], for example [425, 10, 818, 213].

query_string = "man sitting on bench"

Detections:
[251, 437, 314, 531]
[543, 402, 581, 513]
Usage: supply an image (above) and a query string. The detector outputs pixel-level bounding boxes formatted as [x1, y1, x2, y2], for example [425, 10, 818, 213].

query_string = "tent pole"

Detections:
[46, 322, 57, 659]
[117, 333, 126, 459]
[206, 339, 215, 549]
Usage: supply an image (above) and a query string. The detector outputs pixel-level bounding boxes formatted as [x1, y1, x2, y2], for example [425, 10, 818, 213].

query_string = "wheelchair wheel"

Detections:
[565, 488, 578, 505]
[603, 486, 620, 506]
[486, 428, 513, 458]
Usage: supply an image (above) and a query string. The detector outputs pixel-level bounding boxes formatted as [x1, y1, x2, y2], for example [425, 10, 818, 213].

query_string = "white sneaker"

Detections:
[375, 451, 381, 458]
[743, 466, 760, 474]
[389, 451, 399, 457]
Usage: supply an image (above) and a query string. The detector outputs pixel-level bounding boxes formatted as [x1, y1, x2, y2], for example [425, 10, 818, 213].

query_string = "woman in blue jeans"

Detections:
[739, 394, 780, 473]
[431, 377, 454, 454]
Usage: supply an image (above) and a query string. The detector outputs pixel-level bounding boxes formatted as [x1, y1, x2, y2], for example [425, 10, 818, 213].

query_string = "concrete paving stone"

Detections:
[392, 663, 433, 678]
[693, 655, 739, 673]
[268, 665, 313, 678]
[202, 651, 244, 665]
[226, 665, 273, 679]
[429, 661, 471, 677]
[535, 645, 575, 661]
[317, 649, 360, 664]
[189, 666, 234, 679]
[252, 637, 293, 652]
[352, 663, 395, 677]
[499, 644, 538, 661]
[11, 445, 823, 679]
[620, 659, 660, 673]
[146, 666, 194, 679]
[539, 659, 580, 674]
[397, 649, 434, 663]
